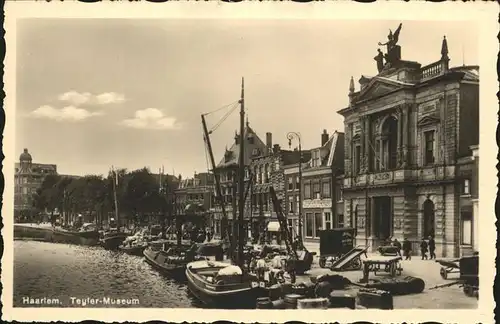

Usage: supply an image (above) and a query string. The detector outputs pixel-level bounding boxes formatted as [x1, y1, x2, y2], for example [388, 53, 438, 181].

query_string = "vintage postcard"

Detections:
[2, 1, 497, 323]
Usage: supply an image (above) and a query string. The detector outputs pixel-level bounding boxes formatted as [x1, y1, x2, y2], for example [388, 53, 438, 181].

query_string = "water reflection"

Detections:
[14, 240, 198, 308]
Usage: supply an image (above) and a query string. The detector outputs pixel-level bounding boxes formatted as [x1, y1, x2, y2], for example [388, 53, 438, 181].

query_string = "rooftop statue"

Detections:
[377, 23, 403, 68]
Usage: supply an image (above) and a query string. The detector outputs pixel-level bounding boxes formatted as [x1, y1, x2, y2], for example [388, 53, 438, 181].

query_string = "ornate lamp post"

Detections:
[287, 132, 303, 245]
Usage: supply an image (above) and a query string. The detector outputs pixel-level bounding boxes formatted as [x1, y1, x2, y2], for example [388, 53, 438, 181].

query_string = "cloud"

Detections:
[58, 91, 92, 106]
[121, 108, 181, 130]
[58, 91, 126, 105]
[30, 105, 104, 122]
[95, 92, 126, 105]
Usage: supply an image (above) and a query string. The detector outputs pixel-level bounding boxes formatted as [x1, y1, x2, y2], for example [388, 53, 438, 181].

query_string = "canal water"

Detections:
[14, 240, 199, 308]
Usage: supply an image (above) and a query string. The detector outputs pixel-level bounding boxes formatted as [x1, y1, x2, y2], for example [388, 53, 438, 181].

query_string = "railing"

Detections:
[420, 61, 443, 80]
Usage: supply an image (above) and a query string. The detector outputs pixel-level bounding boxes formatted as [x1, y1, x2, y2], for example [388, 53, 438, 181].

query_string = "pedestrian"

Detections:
[428, 235, 436, 259]
[402, 237, 412, 260]
[420, 238, 428, 260]
[393, 238, 402, 256]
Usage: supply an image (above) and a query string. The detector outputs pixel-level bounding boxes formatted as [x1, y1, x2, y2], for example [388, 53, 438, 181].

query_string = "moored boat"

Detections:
[143, 243, 200, 280]
[100, 229, 127, 250]
[52, 223, 100, 246]
[185, 260, 268, 309]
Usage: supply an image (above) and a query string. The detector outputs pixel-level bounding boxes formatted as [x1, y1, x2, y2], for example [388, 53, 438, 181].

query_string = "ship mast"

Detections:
[237, 77, 245, 268]
[111, 166, 119, 229]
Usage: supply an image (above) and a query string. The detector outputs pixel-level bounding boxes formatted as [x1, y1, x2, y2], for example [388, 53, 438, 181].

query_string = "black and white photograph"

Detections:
[2, 2, 496, 323]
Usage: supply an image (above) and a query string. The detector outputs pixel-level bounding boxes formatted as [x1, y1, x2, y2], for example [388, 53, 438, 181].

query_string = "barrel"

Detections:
[403, 276, 425, 294]
[268, 284, 282, 301]
[284, 294, 304, 309]
[297, 298, 329, 309]
[292, 285, 307, 296]
[314, 281, 333, 298]
[280, 283, 294, 296]
[256, 297, 273, 309]
[271, 299, 287, 309]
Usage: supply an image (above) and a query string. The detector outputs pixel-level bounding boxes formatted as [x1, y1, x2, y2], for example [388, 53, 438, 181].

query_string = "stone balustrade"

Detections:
[343, 165, 456, 189]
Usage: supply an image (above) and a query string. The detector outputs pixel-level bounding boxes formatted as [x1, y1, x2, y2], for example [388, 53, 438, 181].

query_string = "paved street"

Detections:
[302, 254, 478, 309]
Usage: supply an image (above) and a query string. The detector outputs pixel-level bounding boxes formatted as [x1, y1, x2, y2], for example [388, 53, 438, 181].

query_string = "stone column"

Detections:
[396, 106, 403, 167]
[363, 116, 371, 173]
[402, 104, 409, 168]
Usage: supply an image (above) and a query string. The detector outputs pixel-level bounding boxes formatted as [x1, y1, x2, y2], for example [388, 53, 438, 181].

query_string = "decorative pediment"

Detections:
[417, 115, 441, 127]
[352, 133, 361, 141]
[355, 78, 403, 102]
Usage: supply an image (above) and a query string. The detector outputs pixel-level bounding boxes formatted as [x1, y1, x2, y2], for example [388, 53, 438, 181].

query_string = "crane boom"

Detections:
[201, 114, 231, 250]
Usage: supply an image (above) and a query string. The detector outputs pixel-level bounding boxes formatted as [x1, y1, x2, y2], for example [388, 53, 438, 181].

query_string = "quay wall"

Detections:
[14, 224, 99, 246]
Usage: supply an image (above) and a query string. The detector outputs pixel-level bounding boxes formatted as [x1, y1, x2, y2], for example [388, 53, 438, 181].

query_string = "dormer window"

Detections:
[248, 134, 255, 144]
[252, 148, 260, 156]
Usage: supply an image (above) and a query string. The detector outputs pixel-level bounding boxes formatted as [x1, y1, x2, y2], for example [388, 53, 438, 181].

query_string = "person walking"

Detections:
[393, 238, 402, 257]
[420, 238, 428, 260]
[402, 237, 412, 260]
[428, 235, 436, 259]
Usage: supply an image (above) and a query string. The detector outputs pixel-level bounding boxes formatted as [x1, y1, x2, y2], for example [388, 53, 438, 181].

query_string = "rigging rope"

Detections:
[203, 100, 239, 116]
[210, 102, 239, 133]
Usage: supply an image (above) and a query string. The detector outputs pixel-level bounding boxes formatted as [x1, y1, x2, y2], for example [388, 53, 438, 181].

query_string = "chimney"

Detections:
[266, 132, 272, 150]
[273, 144, 280, 153]
[321, 129, 329, 146]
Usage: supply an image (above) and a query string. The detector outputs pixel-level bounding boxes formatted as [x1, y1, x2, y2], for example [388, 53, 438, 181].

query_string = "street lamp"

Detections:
[287, 131, 303, 245]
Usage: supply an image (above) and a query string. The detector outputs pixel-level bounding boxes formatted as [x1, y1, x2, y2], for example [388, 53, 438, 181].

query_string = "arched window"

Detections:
[423, 199, 435, 238]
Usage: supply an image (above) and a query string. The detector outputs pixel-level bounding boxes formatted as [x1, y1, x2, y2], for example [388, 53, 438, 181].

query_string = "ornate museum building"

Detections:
[337, 26, 479, 257]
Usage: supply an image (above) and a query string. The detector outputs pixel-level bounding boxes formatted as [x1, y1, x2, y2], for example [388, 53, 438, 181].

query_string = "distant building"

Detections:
[174, 172, 215, 217]
[14, 148, 57, 217]
[212, 121, 268, 239]
[337, 33, 479, 257]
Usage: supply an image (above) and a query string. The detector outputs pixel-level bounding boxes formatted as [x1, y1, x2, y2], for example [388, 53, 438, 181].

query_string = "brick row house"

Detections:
[212, 121, 268, 240]
[250, 133, 303, 243]
[283, 130, 344, 251]
[337, 36, 479, 257]
[456, 145, 479, 255]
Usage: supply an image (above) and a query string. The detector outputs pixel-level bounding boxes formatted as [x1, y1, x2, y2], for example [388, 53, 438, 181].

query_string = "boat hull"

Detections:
[119, 244, 148, 256]
[185, 263, 267, 309]
[100, 234, 127, 250]
[143, 248, 188, 281]
[52, 229, 100, 246]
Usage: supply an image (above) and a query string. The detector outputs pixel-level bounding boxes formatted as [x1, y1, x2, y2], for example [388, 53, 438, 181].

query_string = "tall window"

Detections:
[324, 212, 332, 230]
[354, 145, 361, 174]
[259, 166, 263, 184]
[295, 196, 300, 214]
[296, 176, 300, 192]
[288, 196, 294, 214]
[424, 130, 435, 165]
[461, 211, 472, 245]
[313, 180, 321, 199]
[305, 213, 314, 237]
[463, 179, 471, 195]
[314, 213, 323, 238]
[264, 164, 269, 183]
[304, 181, 312, 199]
[336, 186, 343, 202]
[322, 180, 331, 198]
[338, 213, 345, 227]
[288, 177, 294, 191]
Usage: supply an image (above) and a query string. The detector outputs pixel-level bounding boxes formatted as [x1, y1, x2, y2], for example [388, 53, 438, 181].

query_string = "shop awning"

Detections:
[267, 221, 280, 232]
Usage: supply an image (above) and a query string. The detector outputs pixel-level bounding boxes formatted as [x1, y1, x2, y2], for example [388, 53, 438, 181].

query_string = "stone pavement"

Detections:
[300, 253, 478, 309]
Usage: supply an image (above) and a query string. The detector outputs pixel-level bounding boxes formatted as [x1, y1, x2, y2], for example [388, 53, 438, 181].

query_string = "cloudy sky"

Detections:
[15, 19, 477, 178]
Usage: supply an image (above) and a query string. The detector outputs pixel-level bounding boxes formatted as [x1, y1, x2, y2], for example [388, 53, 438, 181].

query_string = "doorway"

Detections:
[422, 199, 435, 238]
[373, 196, 393, 241]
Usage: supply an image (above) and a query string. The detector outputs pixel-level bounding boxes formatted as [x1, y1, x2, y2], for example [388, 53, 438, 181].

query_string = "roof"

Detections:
[216, 123, 267, 169]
